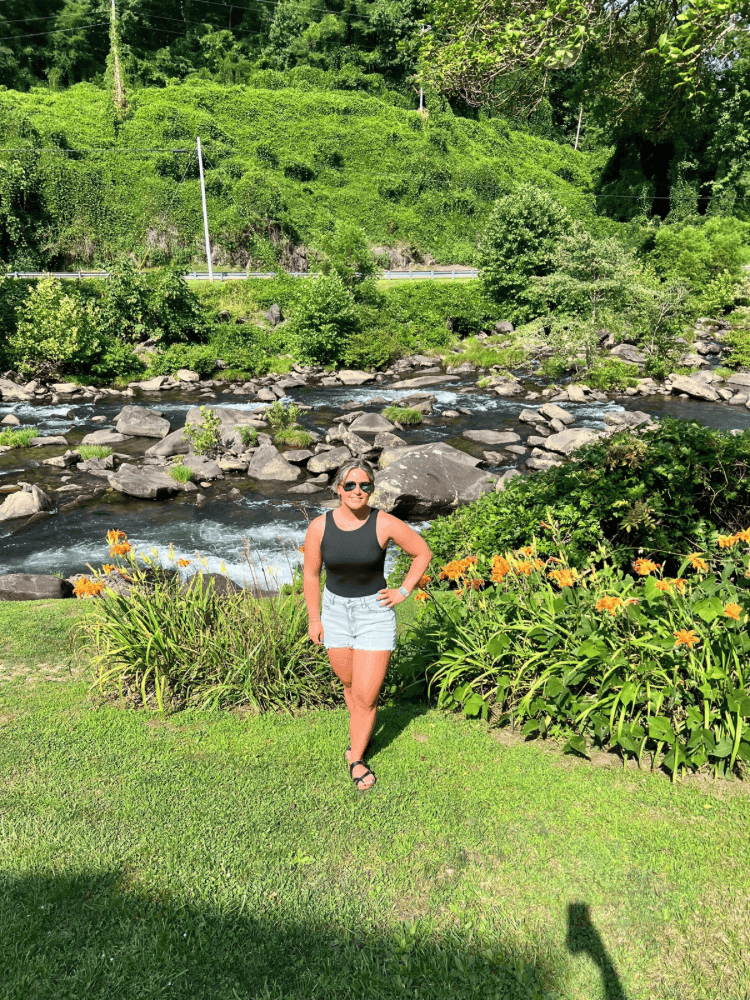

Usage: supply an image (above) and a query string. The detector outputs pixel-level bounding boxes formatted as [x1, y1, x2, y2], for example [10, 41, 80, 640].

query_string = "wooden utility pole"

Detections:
[574, 105, 583, 151]
[197, 137, 214, 282]
[110, 0, 127, 111]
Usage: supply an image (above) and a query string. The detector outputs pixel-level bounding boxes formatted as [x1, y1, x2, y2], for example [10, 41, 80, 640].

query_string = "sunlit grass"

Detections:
[0, 426, 38, 448]
[77, 445, 113, 460]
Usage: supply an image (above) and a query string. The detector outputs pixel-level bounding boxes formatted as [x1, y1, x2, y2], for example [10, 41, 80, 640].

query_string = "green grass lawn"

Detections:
[1, 600, 749, 999]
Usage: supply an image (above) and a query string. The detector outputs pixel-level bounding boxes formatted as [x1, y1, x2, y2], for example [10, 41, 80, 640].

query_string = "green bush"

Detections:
[383, 406, 423, 425]
[9, 277, 100, 379]
[287, 273, 360, 365]
[584, 359, 640, 390]
[183, 406, 221, 457]
[235, 425, 258, 447]
[395, 539, 750, 779]
[266, 400, 301, 429]
[168, 464, 195, 483]
[477, 184, 573, 323]
[77, 445, 112, 460]
[650, 216, 750, 289]
[274, 427, 314, 448]
[149, 343, 219, 377]
[402, 420, 750, 576]
[0, 426, 38, 448]
[83, 536, 334, 712]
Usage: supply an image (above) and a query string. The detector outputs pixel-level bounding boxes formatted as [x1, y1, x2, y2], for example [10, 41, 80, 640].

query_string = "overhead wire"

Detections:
[0, 21, 108, 42]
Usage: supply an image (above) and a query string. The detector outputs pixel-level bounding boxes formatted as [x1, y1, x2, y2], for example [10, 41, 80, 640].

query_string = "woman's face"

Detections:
[335, 467, 372, 512]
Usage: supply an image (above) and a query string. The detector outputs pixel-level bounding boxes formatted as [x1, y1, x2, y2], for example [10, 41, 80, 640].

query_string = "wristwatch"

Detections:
[398, 586, 410, 598]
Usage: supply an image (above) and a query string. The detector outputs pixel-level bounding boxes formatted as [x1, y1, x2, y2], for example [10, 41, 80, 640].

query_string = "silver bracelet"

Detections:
[398, 586, 410, 598]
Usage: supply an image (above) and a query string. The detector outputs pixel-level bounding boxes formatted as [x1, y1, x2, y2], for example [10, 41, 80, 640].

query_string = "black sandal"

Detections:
[349, 759, 376, 790]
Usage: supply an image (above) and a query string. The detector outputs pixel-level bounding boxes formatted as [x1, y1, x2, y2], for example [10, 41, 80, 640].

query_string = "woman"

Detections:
[303, 459, 432, 790]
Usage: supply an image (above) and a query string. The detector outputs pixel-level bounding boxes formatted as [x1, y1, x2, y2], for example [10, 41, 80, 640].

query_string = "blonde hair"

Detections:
[331, 459, 376, 495]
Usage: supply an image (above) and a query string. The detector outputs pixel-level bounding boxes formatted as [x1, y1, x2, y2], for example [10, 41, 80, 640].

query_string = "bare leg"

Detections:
[348, 649, 391, 789]
[328, 647, 354, 716]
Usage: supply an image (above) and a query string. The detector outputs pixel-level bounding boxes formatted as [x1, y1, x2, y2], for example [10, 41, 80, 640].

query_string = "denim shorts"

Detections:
[320, 589, 397, 652]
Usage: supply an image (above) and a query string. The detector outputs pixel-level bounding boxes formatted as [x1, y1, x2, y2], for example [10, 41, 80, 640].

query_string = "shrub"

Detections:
[266, 399, 301, 429]
[400, 420, 750, 576]
[149, 343, 219, 377]
[0, 426, 37, 448]
[274, 427, 313, 448]
[83, 533, 335, 712]
[77, 445, 112, 460]
[395, 536, 750, 779]
[9, 277, 100, 378]
[341, 330, 401, 370]
[183, 406, 221, 457]
[287, 273, 360, 366]
[650, 216, 750, 289]
[168, 464, 195, 483]
[316, 220, 377, 291]
[89, 340, 145, 383]
[584, 359, 640, 390]
[383, 405, 423, 425]
[235, 425, 258, 447]
[477, 184, 573, 323]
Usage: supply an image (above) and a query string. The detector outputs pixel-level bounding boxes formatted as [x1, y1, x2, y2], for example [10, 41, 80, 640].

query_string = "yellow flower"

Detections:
[735, 529, 750, 542]
[688, 553, 708, 572]
[414, 590, 429, 602]
[724, 603, 741, 621]
[633, 558, 659, 575]
[674, 629, 700, 649]
[655, 580, 671, 593]
[717, 535, 738, 549]
[596, 595, 623, 615]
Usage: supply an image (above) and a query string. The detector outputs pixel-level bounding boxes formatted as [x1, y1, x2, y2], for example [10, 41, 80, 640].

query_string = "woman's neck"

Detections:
[336, 503, 371, 525]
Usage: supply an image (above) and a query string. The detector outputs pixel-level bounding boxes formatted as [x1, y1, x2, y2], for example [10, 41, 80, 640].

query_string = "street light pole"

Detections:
[196, 136, 213, 282]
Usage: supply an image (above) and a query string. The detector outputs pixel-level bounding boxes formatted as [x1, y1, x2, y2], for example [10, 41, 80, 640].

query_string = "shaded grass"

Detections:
[1, 600, 750, 999]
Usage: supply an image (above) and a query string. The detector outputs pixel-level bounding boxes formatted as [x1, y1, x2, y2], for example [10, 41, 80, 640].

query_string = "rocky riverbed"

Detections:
[1, 324, 749, 589]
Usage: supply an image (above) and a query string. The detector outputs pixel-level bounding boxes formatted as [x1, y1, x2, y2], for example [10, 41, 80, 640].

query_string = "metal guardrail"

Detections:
[2, 269, 480, 281]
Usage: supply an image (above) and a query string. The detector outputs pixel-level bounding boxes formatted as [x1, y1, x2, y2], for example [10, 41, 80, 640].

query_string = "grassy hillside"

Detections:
[0, 82, 603, 269]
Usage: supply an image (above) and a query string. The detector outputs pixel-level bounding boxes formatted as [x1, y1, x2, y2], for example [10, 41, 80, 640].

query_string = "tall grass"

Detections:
[168, 465, 195, 483]
[0, 426, 38, 448]
[382, 406, 422, 425]
[275, 427, 314, 448]
[77, 445, 113, 460]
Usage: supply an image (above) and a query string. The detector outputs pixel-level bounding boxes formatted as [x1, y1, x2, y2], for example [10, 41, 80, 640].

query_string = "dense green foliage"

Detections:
[409, 421, 750, 574]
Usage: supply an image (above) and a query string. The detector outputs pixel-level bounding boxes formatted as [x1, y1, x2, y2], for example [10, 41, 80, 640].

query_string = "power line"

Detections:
[0, 20, 107, 42]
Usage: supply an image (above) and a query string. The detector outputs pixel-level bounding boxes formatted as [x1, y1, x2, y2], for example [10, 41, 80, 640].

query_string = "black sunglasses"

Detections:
[342, 480, 373, 493]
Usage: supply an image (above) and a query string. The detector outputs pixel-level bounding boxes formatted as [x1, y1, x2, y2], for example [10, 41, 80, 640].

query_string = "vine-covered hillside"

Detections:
[0, 83, 601, 269]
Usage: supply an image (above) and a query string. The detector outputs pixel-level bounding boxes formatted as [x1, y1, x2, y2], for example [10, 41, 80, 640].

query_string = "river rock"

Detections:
[30, 435, 69, 447]
[566, 385, 587, 403]
[183, 456, 224, 480]
[185, 405, 267, 430]
[256, 388, 277, 402]
[265, 304, 282, 326]
[462, 430, 521, 446]
[373, 432, 406, 450]
[496, 468, 523, 491]
[49, 382, 80, 394]
[379, 441, 482, 471]
[307, 446, 352, 474]
[610, 344, 646, 365]
[667, 375, 719, 402]
[388, 375, 460, 389]
[526, 456, 564, 471]
[176, 369, 200, 382]
[341, 429, 372, 457]
[0, 573, 73, 601]
[1, 414, 20, 426]
[288, 482, 325, 494]
[505, 445, 528, 456]
[603, 411, 654, 429]
[371, 443, 495, 518]
[43, 449, 81, 468]
[731, 394, 749, 405]
[337, 370, 377, 386]
[181, 572, 240, 597]
[77, 455, 116, 477]
[129, 375, 168, 391]
[115, 405, 171, 439]
[282, 449, 314, 464]
[247, 445, 301, 481]
[0, 379, 33, 402]
[442, 409, 460, 418]
[0, 484, 51, 520]
[107, 464, 184, 499]
[145, 427, 190, 458]
[538, 402, 576, 425]
[348, 413, 396, 434]
[218, 456, 248, 472]
[542, 427, 603, 456]
[81, 429, 132, 446]
[726, 373, 750, 390]
[679, 353, 710, 368]
[493, 381, 523, 397]
[483, 451, 505, 464]
[518, 409, 543, 424]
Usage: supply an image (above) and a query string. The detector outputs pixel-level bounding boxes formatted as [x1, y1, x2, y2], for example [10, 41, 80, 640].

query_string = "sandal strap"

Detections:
[349, 759, 369, 774]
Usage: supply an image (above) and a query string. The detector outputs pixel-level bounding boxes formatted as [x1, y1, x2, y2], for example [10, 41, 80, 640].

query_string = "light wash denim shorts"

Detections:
[320, 589, 397, 652]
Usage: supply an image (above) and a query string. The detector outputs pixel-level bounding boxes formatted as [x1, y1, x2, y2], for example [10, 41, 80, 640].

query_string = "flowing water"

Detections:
[1, 373, 749, 584]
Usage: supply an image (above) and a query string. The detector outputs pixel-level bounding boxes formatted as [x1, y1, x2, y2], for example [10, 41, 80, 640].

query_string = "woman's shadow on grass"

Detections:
[567, 902, 628, 1000]
[1, 869, 566, 1000]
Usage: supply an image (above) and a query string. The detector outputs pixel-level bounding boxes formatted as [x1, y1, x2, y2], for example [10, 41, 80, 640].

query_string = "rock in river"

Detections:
[462, 429, 521, 446]
[247, 445, 302, 481]
[0, 484, 51, 521]
[81, 429, 132, 446]
[115, 405, 171, 439]
[107, 464, 186, 499]
[667, 375, 719, 402]
[542, 427, 603, 456]
[145, 427, 190, 458]
[307, 446, 352, 474]
[371, 442, 495, 518]
[348, 413, 396, 435]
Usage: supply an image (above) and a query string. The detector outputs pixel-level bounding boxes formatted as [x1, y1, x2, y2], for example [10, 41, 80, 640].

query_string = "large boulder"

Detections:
[107, 464, 185, 499]
[726, 373, 750, 390]
[81, 429, 132, 446]
[538, 402, 575, 425]
[379, 441, 482, 470]
[115, 405, 171, 439]
[0, 574, 73, 601]
[462, 430, 521, 446]
[493, 380, 523, 397]
[337, 370, 377, 386]
[175, 369, 200, 383]
[247, 445, 302, 481]
[43, 449, 80, 468]
[667, 375, 720, 402]
[341, 429, 373, 457]
[495, 468, 523, 491]
[145, 427, 190, 458]
[348, 413, 396, 435]
[371, 443, 495, 518]
[129, 375, 168, 391]
[373, 431, 406, 450]
[542, 427, 603, 456]
[610, 344, 646, 365]
[0, 485, 51, 521]
[307, 446, 352, 474]
[30, 435, 69, 448]
[389, 375, 460, 390]
[603, 411, 655, 430]
[182, 455, 224, 480]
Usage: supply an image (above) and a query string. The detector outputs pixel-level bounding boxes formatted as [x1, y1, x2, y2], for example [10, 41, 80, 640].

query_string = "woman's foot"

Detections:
[349, 759, 376, 790]
[345, 742, 371, 764]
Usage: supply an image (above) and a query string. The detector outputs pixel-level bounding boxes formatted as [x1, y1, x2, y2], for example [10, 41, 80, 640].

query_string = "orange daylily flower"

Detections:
[687, 553, 708, 572]
[633, 558, 660, 575]
[177, 558, 191, 568]
[101, 564, 115, 574]
[514, 560, 536, 577]
[624, 598, 639, 606]
[519, 545, 536, 556]
[299, 544, 305, 555]
[655, 580, 671, 593]
[414, 590, 429, 602]
[491, 555, 511, 583]
[596, 595, 623, 615]
[418, 574, 431, 589]
[717, 535, 738, 549]
[674, 629, 700, 649]
[735, 529, 750, 542]
[671, 578, 686, 593]
[548, 568, 577, 588]
[73, 577, 104, 599]
[724, 603, 741, 621]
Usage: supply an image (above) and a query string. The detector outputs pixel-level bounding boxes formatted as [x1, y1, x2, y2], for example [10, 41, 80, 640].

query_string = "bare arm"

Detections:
[377, 512, 432, 608]
[302, 516, 325, 644]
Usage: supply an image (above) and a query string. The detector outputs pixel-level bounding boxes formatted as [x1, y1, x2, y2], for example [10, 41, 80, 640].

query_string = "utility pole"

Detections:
[110, 0, 126, 111]
[197, 136, 213, 282]
[574, 105, 583, 151]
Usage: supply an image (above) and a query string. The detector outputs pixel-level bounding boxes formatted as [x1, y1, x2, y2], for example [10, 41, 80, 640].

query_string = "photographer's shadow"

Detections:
[566, 902, 628, 1000]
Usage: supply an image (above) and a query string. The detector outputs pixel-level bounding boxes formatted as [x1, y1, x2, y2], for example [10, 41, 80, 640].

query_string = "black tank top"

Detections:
[320, 508, 387, 597]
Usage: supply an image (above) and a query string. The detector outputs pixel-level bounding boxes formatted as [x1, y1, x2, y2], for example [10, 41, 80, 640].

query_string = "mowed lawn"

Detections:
[1, 601, 749, 1000]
